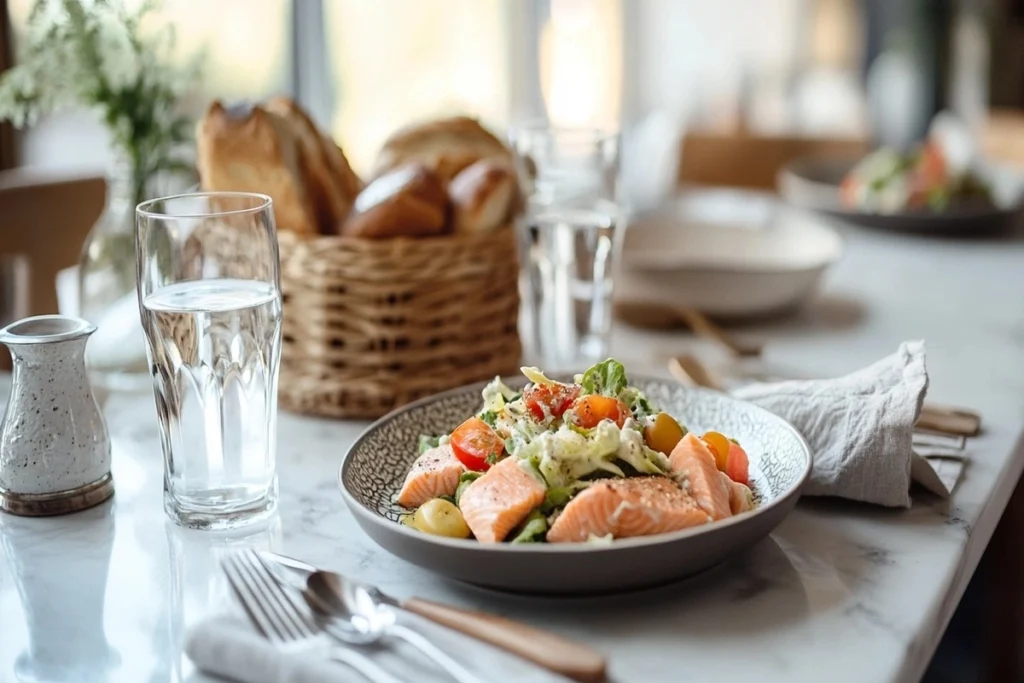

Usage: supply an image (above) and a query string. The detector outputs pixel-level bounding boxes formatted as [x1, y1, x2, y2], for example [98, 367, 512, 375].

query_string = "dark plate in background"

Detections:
[778, 156, 1024, 236]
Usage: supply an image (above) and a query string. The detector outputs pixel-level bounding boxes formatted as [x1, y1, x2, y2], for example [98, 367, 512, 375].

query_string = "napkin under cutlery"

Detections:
[186, 609, 571, 683]
[732, 340, 963, 507]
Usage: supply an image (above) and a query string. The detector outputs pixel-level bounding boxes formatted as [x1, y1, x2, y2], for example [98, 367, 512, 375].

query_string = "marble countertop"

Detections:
[2, 224, 1024, 683]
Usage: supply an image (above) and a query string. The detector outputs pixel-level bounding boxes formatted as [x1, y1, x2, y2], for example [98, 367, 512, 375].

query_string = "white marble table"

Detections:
[2, 224, 1024, 683]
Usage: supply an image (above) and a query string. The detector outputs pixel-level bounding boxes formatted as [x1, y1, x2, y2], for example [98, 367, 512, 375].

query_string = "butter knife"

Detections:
[260, 551, 608, 683]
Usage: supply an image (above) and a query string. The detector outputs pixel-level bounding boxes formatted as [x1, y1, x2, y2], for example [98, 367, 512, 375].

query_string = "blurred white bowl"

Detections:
[617, 189, 843, 320]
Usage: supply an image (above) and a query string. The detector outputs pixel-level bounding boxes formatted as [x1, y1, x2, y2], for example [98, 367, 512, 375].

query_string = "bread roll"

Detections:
[196, 100, 318, 236]
[449, 159, 517, 234]
[325, 139, 363, 205]
[341, 164, 448, 239]
[264, 96, 357, 234]
[372, 116, 511, 183]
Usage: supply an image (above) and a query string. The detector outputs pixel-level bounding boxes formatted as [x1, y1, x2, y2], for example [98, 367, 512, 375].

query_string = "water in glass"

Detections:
[523, 202, 618, 369]
[512, 125, 621, 369]
[141, 278, 282, 528]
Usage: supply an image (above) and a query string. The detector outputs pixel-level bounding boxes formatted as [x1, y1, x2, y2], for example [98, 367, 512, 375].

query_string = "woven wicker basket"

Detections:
[277, 226, 522, 419]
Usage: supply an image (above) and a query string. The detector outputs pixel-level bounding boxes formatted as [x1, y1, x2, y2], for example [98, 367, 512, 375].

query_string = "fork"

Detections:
[222, 549, 402, 683]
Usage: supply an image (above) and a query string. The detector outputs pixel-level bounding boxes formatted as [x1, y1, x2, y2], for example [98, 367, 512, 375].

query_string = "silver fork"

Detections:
[222, 549, 402, 683]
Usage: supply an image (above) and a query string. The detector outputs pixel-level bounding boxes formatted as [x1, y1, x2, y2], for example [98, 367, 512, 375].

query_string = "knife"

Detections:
[259, 551, 608, 683]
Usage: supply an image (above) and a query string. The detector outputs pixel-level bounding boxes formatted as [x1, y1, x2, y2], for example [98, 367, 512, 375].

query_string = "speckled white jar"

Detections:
[0, 316, 112, 506]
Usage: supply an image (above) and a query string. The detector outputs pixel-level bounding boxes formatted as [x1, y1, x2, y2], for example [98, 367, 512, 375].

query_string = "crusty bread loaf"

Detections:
[265, 96, 356, 234]
[341, 164, 448, 239]
[325, 139, 363, 206]
[372, 116, 511, 183]
[196, 100, 319, 236]
[449, 158, 517, 234]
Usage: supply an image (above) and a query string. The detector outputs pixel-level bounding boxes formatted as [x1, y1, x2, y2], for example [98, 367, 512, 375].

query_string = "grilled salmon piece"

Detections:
[547, 476, 710, 543]
[722, 472, 754, 515]
[669, 433, 733, 520]
[396, 445, 464, 508]
[458, 457, 546, 542]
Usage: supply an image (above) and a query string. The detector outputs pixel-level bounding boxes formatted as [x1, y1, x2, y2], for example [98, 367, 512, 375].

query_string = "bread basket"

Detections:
[277, 226, 522, 419]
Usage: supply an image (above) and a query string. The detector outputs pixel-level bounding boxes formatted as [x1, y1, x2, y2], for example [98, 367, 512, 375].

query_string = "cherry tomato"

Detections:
[573, 395, 628, 429]
[449, 417, 504, 472]
[701, 431, 731, 471]
[523, 383, 580, 422]
[725, 441, 750, 486]
[644, 413, 685, 455]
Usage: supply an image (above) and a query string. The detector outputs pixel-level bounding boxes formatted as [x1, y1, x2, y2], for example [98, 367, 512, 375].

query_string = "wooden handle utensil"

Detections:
[675, 307, 763, 357]
[403, 598, 607, 683]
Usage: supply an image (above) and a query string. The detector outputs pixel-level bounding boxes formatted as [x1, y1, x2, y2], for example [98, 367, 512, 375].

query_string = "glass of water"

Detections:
[511, 124, 622, 370]
[136, 192, 282, 529]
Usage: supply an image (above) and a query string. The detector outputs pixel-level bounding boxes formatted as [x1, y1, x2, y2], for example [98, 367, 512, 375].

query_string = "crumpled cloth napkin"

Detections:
[186, 609, 571, 683]
[733, 340, 961, 507]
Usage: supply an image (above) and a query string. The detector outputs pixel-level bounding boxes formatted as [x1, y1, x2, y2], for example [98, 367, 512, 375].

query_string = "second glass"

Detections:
[511, 124, 622, 370]
[136, 192, 282, 529]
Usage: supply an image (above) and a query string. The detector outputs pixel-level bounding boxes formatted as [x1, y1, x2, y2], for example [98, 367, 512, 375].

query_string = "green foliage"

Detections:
[0, 0, 203, 204]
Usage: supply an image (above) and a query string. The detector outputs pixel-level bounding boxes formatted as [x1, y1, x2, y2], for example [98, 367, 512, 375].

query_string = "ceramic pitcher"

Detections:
[0, 315, 113, 515]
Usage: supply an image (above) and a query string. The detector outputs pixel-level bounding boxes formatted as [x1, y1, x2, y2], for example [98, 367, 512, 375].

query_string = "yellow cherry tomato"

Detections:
[409, 499, 471, 538]
[644, 413, 685, 455]
[702, 431, 731, 471]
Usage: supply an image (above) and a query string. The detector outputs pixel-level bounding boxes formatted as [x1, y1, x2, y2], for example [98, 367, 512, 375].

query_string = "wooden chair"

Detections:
[0, 170, 105, 368]
[677, 130, 869, 191]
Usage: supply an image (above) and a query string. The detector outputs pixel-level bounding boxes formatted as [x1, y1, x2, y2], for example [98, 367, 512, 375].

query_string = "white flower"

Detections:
[0, 0, 202, 185]
[95, 11, 140, 91]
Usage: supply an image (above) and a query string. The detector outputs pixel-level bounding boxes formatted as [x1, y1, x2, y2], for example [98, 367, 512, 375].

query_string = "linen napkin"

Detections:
[185, 608, 572, 683]
[733, 340, 962, 507]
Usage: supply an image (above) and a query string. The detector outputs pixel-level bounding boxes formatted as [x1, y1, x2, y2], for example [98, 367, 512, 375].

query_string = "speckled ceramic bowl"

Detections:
[339, 376, 811, 594]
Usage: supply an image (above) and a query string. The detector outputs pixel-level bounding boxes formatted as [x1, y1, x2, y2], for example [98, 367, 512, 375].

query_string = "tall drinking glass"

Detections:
[511, 124, 622, 370]
[136, 192, 282, 529]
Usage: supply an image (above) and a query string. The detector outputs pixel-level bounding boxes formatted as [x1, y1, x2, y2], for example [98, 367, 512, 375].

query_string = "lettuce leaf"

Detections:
[518, 421, 624, 488]
[454, 471, 483, 505]
[418, 435, 441, 454]
[509, 509, 548, 543]
[580, 359, 628, 397]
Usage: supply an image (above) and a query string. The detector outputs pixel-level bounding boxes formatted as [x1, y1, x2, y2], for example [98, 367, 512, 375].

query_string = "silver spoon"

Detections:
[305, 570, 486, 683]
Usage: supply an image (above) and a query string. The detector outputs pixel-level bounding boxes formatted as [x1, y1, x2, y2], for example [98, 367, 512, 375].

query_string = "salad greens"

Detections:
[454, 471, 483, 505]
[509, 509, 548, 543]
[418, 435, 441, 455]
[579, 358, 628, 397]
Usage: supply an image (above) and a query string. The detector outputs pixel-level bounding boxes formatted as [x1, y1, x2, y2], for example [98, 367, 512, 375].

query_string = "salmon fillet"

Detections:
[458, 457, 546, 543]
[547, 476, 710, 543]
[669, 433, 733, 520]
[722, 472, 754, 515]
[396, 445, 464, 508]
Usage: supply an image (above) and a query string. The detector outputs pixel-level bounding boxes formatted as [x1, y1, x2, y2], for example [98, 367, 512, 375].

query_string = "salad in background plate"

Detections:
[841, 113, 994, 214]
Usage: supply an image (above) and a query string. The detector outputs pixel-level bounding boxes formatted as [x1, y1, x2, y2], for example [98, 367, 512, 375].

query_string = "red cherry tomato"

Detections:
[573, 395, 629, 429]
[449, 417, 504, 472]
[523, 383, 580, 421]
[725, 441, 750, 486]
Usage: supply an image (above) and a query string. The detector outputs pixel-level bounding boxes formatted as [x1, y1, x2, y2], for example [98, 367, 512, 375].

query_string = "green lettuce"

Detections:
[518, 421, 624, 488]
[454, 471, 483, 505]
[418, 435, 441, 454]
[509, 509, 548, 543]
[580, 359, 628, 397]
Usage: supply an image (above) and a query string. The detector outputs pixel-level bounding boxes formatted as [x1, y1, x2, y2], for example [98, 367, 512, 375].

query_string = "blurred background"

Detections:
[0, 2, 1021, 680]
[3, 0, 1023, 184]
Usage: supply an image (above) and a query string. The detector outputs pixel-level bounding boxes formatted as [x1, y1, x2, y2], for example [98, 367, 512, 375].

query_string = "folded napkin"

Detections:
[733, 341, 962, 507]
[186, 608, 571, 683]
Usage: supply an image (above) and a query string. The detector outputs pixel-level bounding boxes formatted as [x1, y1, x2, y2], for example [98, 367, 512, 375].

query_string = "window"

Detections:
[324, 0, 514, 175]
[4, 0, 870, 174]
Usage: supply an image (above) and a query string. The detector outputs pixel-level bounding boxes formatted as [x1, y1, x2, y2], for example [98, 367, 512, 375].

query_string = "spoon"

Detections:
[305, 570, 485, 683]
[263, 552, 607, 682]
